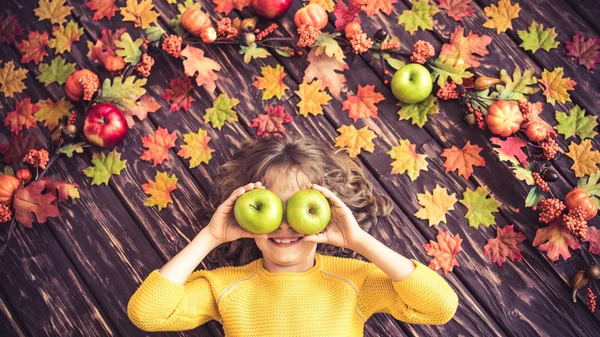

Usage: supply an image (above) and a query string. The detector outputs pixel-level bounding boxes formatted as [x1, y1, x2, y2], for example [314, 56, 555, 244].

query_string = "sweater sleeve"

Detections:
[127, 269, 222, 332]
[356, 259, 458, 325]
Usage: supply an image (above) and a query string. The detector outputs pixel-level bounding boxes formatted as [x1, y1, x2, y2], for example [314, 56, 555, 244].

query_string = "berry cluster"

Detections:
[380, 40, 400, 50]
[297, 23, 320, 48]
[466, 102, 485, 129]
[563, 206, 588, 240]
[142, 38, 150, 50]
[255, 23, 278, 41]
[0, 205, 12, 223]
[518, 100, 533, 122]
[68, 111, 77, 125]
[136, 53, 154, 77]
[537, 198, 566, 223]
[23, 149, 49, 169]
[125, 8, 143, 27]
[533, 172, 550, 192]
[437, 81, 459, 100]
[411, 40, 435, 64]
[79, 74, 98, 101]
[588, 287, 597, 313]
[540, 137, 559, 161]
[217, 18, 238, 39]
[162, 34, 183, 58]
[348, 27, 373, 54]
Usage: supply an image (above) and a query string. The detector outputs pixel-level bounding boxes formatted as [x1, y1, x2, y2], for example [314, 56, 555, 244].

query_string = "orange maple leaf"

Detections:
[439, 26, 492, 68]
[441, 141, 485, 179]
[123, 94, 160, 128]
[533, 219, 581, 261]
[342, 85, 385, 122]
[85, 0, 118, 20]
[335, 124, 376, 158]
[120, 0, 159, 29]
[142, 171, 178, 211]
[17, 31, 49, 65]
[358, 0, 398, 17]
[177, 128, 215, 168]
[483, 225, 526, 266]
[539, 67, 577, 105]
[423, 229, 463, 275]
[181, 46, 221, 94]
[252, 64, 289, 100]
[212, 0, 250, 15]
[438, 0, 474, 22]
[140, 127, 178, 166]
[4, 98, 40, 135]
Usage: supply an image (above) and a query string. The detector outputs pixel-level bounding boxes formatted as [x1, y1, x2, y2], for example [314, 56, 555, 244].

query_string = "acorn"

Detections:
[473, 76, 505, 91]
[542, 169, 558, 182]
[65, 124, 77, 137]
[241, 17, 257, 32]
[464, 113, 476, 126]
[242, 32, 256, 46]
[571, 269, 589, 303]
[148, 40, 162, 54]
[374, 29, 387, 43]
[586, 265, 600, 280]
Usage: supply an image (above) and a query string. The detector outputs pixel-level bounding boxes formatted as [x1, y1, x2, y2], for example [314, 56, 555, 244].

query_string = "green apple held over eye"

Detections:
[234, 189, 283, 234]
[391, 63, 433, 104]
[286, 189, 331, 235]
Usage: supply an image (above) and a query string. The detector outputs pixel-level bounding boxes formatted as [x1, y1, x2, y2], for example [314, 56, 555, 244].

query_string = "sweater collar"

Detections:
[257, 253, 323, 277]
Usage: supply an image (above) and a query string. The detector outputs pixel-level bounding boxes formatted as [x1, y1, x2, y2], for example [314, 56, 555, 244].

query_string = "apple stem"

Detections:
[250, 204, 260, 211]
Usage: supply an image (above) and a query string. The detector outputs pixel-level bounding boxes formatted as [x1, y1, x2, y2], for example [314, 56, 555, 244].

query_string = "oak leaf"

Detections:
[459, 185, 501, 229]
[304, 48, 348, 97]
[239, 43, 270, 64]
[483, 225, 526, 266]
[161, 77, 195, 112]
[97, 76, 147, 108]
[87, 28, 125, 64]
[177, 128, 215, 168]
[181, 46, 221, 94]
[295, 80, 332, 117]
[423, 229, 463, 275]
[212, 0, 250, 15]
[438, 0, 474, 22]
[397, 0, 439, 34]
[539, 67, 576, 105]
[566, 139, 600, 178]
[86, 0, 118, 20]
[495, 66, 539, 100]
[490, 136, 528, 167]
[397, 95, 439, 127]
[386, 138, 429, 181]
[0, 61, 28, 98]
[35, 0, 73, 25]
[120, 0, 159, 28]
[555, 105, 598, 140]
[204, 93, 239, 130]
[441, 141, 485, 179]
[35, 97, 72, 131]
[439, 26, 492, 68]
[482, 0, 520, 34]
[141, 127, 177, 166]
[13, 181, 60, 228]
[83, 149, 127, 185]
[142, 171, 178, 211]
[4, 98, 40, 135]
[342, 85, 385, 122]
[415, 184, 457, 226]
[115, 32, 143, 64]
[315, 33, 346, 64]
[252, 64, 289, 100]
[17, 31, 49, 65]
[565, 32, 600, 70]
[518, 22, 559, 53]
[48, 21, 83, 54]
[37, 56, 76, 86]
[335, 124, 376, 158]
[57, 142, 86, 158]
[430, 56, 473, 86]
[533, 219, 581, 261]
[123, 94, 160, 127]
[251, 105, 293, 138]
[39, 177, 80, 202]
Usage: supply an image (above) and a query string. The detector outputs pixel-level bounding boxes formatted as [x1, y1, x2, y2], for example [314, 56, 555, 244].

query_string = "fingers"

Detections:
[307, 183, 346, 208]
[222, 181, 263, 207]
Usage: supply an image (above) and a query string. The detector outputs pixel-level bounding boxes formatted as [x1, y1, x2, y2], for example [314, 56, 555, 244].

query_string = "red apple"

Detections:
[250, 0, 292, 19]
[83, 103, 128, 148]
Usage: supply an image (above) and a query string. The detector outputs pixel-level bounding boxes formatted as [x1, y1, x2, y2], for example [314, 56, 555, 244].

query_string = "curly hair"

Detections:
[196, 135, 393, 267]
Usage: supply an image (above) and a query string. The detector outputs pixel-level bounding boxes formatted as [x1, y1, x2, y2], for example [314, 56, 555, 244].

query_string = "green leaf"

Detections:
[525, 186, 543, 207]
[115, 32, 143, 64]
[578, 172, 600, 204]
[495, 66, 539, 100]
[37, 56, 76, 86]
[459, 186, 502, 229]
[396, 95, 440, 127]
[58, 142, 86, 158]
[518, 22, 559, 53]
[430, 56, 473, 87]
[555, 105, 598, 140]
[3, 166, 15, 176]
[239, 43, 270, 64]
[204, 93, 240, 130]
[83, 149, 127, 186]
[386, 58, 405, 70]
[397, 0, 439, 35]
[97, 76, 147, 108]
[471, 89, 495, 115]
[314, 32, 345, 63]
[510, 165, 534, 185]
[145, 27, 164, 42]
[171, 0, 201, 36]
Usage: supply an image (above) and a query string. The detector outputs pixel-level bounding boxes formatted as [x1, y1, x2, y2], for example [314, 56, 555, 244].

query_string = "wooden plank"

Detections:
[0, 287, 29, 337]
[563, 0, 600, 34]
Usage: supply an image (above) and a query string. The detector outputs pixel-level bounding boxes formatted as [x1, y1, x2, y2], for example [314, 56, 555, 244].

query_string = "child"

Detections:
[127, 136, 458, 336]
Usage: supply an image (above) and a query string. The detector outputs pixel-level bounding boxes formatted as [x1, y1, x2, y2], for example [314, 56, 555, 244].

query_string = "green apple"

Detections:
[391, 63, 433, 104]
[234, 189, 283, 234]
[286, 189, 331, 235]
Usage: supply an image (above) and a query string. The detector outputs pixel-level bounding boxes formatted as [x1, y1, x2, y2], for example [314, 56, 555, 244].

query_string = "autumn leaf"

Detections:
[386, 138, 429, 181]
[4, 98, 40, 135]
[120, 0, 159, 28]
[533, 219, 581, 261]
[309, 0, 335, 12]
[438, 0, 474, 22]
[494, 66, 539, 100]
[87, 28, 125, 64]
[181, 46, 221, 94]
[439, 26, 492, 68]
[304, 48, 348, 97]
[362, 0, 398, 16]
[414, 184, 457, 226]
[17, 31, 49, 65]
[40, 177, 80, 202]
[342, 85, 385, 122]
[510, 165, 534, 185]
[35, 98, 72, 131]
[35, 0, 73, 25]
[48, 21, 84, 54]
[441, 141, 485, 179]
[397, 0, 439, 34]
[584, 226, 600, 255]
[115, 32, 143, 64]
[86, 0, 118, 20]
[539, 67, 577, 105]
[83, 149, 127, 185]
[142, 171, 178, 211]
[177, 128, 215, 168]
[123, 94, 160, 127]
[97, 76, 147, 108]
[397, 95, 440, 127]
[57, 142, 86, 158]
[204, 93, 239, 130]
[37, 56, 76, 86]
[483, 225, 526, 266]
[212, 0, 250, 15]
[161, 77, 196, 112]
[0, 61, 28, 98]
[429, 56, 473, 87]
[518, 22, 559, 53]
[0, 15, 24, 44]
[335, 124, 376, 158]
[0, 133, 38, 164]
[253, 64, 289, 100]
[566, 139, 600, 178]
[251, 105, 293, 138]
[482, 0, 520, 34]
[13, 181, 60, 228]
[423, 229, 463, 275]
[315, 33, 346, 64]
[459, 185, 501, 229]
[490, 136, 528, 167]
[578, 172, 600, 208]
[239, 43, 270, 64]
[555, 105, 598, 140]
[565, 32, 600, 70]
[295, 79, 332, 117]
[141, 127, 177, 166]
[333, 0, 362, 31]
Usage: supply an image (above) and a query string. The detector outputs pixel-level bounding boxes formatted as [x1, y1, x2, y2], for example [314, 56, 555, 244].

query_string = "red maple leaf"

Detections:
[140, 127, 178, 166]
[0, 14, 24, 44]
[533, 219, 581, 262]
[342, 85, 385, 122]
[85, 0, 118, 21]
[17, 31, 49, 64]
[88, 28, 125, 64]
[584, 226, 600, 255]
[441, 141, 485, 179]
[39, 178, 80, 202]
[565, 32, 600, 70]
[483, 225, 527, 266]
[13, 181, 61, 228]
[333, 0, 362, 31]
[212, 0, 250, 15]
[440, 26, 492, 68]
[423, 229, 463, 275]
[161, 77, 196, 112]
[251, 105, 293, 138]
[490, 136, 529, 168]
[4, 98, 40, 135]
[438, 0, 474, 22]
[0, 133, 38, 164]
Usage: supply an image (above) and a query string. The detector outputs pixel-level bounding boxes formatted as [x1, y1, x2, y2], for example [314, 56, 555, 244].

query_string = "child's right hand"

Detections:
[204, 181, 270, 244]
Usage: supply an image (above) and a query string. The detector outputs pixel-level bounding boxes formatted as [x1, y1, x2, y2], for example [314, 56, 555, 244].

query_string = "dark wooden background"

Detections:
[1, 0, 599, 336]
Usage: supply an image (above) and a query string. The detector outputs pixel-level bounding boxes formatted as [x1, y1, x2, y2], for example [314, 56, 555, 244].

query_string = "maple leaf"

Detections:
[439, 27, 492, 68]
[34, 0, 73, 25]
[459, 185, 501, 229]
[0, 61, 28, 98]
[97, 76, 147, 108]
[204, 93, 239, 130]
[0, 133, 38, 164]
[17, 31, 49, 65]
[4, 98, 40, 135]
[566, 139, 600, 178]
[533, 219, 581, 261]
[57, 142, 86, 158]
[181, 46, 221, 94]
[13, 181, 60, 228]
[578, 172, 600, 208]
[115, 32, 143, 64]
[140, 127, 177, 166]
[335, 124, 376, 158]
[83, 149, 127, 185]
[494, 66, 539, 100]
[482, 0, 520, 34]
[518, 22, 559, 53]
[437, 0, 474, 22]
[584, 226, 600, 255]
[251, 105, 293, 138]
[177, 128, 215, 168]
[483, 225, 526, 266]
[37, 56, 76, 86]
[441, 141, 485, 179]
[396, 95, 440, 127]
[35, 98, 72, 131]
[490, 136, 528, 167]
[120, 0, 159, 29]
[86, 0, 118, 20]
[539, 68, 577, 105]
[430, 56, 473, 87]
[309, 0, 335, 12]
[87, 28, 125, 64]
[423, 229, 463, 275]
[252, 64, 289, 100]
[39, 177, 80, 202]
[414, 184, 457, 226]
[161, 77, 196, 112]
[333, 0, 362, 31]
[397, 0, 439, 35]
[565, 32, 600, 70]
[0, 15, 24, 44]
[342, 85, 384, 122]
[48, 21, 84, 54]
[142, 171, 178, 211]
[555, 105, 598, 140]
[295, 79, 332, 117]
[212, 0, 250, 15]
[304, 48, 348, 97]
[122, 95, 160, 128]
[386, 138, 429, 181]
[510, 164, 534, 185]
[363, 0, 398, 17]
[239, 43, 270, 64]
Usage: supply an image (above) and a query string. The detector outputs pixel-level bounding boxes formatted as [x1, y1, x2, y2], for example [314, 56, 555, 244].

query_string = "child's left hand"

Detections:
[301, 183, 368, 250]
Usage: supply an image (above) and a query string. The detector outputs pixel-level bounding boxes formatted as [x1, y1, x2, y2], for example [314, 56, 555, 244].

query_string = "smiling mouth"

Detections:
[269, 237, 301, 245]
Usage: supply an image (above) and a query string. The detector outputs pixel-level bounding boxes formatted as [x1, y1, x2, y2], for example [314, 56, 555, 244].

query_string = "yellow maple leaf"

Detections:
[0, 61, 28, 98]
[252, 64, 289, 100]
[483, 0, 520, 34]
[48, 21, 84, 54]
[387, 139, 429, 181]
[566, 139, 600, 177]
[34, 0, 73, 25]
[415, 184, 457, 226]
[120, 0, 159, 29]
[539, 67, 577, 105]
[335, 124, 376, 158]
[35, 97, 72, 131]
[295, 80, 332, 117]
[309, 0, 335, 12]
[177, 128, 215, 168]
[142, 171, 178, 211]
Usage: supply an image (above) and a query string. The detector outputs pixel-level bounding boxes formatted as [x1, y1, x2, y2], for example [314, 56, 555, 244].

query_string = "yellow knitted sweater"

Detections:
[127, 253, 458, 336]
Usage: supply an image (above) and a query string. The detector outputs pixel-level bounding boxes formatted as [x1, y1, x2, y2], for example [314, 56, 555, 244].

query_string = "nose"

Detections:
[278, 218, 291, 230]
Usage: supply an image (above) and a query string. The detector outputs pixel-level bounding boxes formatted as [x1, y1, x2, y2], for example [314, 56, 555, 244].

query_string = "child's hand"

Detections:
[301, 183, 368, 250]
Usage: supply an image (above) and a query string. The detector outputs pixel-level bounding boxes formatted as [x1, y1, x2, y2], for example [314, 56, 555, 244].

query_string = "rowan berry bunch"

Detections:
[80, 74, 99, 100]
[162, 34, 183, 58]
[68, 111, 77, 125]
[588, 287, 597, 313]
[136, 53, 154, 77]
[410, 40, 435, 64]
[540, 137, 559, 161]
[380, 40, 400, 51]
[256, 23, 278, 41]
[23, 149, 49, 170]
[518, 100, 533, 122]
[537, 198, 566, 223]
[0, 205, 12, 223]
[297, 23, 320, 48]
[437, 81, 459, 100]
[217, 18, 239, 39]
[562, 206, 588, 240]
[533, 172, 550, 192]
[348, 27, 373, 54]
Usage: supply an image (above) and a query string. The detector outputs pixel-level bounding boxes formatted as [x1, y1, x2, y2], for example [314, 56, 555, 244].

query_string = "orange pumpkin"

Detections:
[0, 175, 20, 207]
[485, 100, 523, 137]
[65, 69, 99, 102]
[565, 188, 598, 221]
[104, 56, 125, 72]
[181, 8, 213, 37]
[344, 22, 361, 39]
[201, 27, 217, 43]
[15, 169, 32, 184]
[525, 122, 548, 142]
[294, 4, 328, 30]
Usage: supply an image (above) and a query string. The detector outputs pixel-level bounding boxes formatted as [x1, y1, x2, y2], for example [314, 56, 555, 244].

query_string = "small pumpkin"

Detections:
[201, 27, 217, 43]
[485, 100, 523, 137]
[565, 188, 598, 221]
[525, 121, 548, 142]
[294, 4, 328, 30]
[15, 169, 32, 184]
[0, 175, 20, 207]
[181, 8, 213, 37]
[65, 69, 99, 102]
[104, 56, 125, 72]
[344, 22, 361, 39]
